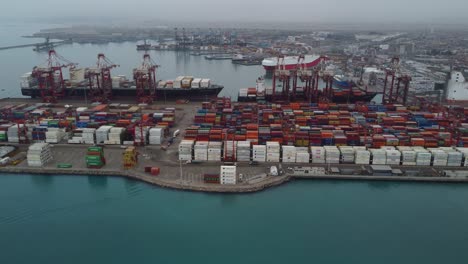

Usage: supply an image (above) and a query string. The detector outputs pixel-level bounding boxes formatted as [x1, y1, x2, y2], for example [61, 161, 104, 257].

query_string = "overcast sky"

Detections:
[3, 0, 467, 24]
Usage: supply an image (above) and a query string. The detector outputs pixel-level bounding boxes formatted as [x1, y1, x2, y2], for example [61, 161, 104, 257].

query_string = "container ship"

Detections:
[231, 54, 263, 66]
[331, 87, 377, 103]
[238, 78, 377, 103]
[20, 73, 224, 100]
[19, 51, 224, 102]
[205, 54, 232, 60]
[21, 73, 224, 100]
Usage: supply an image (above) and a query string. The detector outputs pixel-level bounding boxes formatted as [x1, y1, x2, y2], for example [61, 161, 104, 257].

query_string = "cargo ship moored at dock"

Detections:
[20, 74, 224, 101]
[19, 50, 224, 103]
[21, 84, 224, 100]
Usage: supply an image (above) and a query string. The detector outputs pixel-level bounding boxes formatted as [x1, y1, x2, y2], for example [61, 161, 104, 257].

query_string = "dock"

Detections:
[0, 39, 71, 51]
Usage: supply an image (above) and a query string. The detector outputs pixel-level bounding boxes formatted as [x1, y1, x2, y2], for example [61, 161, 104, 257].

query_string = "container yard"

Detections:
[1, 95, 468, 193]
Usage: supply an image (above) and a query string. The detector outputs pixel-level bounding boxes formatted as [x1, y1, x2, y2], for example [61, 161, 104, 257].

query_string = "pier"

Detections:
[0, 39, 71, 51]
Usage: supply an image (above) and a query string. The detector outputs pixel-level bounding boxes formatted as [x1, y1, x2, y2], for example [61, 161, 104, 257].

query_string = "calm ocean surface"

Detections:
[1, 174, 468, 264]
[1, 23, 468, 264]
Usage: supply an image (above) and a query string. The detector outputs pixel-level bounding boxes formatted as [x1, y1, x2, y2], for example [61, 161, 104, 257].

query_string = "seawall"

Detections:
[0, 167, 291, 193]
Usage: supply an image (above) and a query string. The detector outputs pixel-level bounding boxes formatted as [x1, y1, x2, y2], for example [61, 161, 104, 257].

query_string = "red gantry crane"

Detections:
[85, 53, 118, 103]
[32, 50, 76, 103]
[318, 58, 334, 103]
[270, 55, 291, 102]
[134, 53, 159, 104]
[294, 55, 316, 103]
[383, 57, 411, 105]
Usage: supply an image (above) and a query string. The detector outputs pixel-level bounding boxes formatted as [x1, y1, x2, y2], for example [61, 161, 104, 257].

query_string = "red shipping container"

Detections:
[151, 167, 160, 176]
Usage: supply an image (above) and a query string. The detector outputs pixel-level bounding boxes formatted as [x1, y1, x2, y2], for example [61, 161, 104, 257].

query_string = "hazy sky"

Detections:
[3, 0, 467, 24]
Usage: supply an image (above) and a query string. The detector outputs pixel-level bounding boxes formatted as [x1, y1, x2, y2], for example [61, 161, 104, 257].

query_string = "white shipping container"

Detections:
[191, 78, 202, 88]
[173, 76, 184, 89]
[200, 79, 211, 88]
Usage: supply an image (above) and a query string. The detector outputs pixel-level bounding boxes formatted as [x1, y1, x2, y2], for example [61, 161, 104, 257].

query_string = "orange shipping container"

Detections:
[151, 167, 160, 176]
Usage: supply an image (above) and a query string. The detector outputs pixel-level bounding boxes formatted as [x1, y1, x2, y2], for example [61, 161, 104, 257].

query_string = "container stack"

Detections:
[266, 141, 280, 162]
[32, 127, 47, 142]
[134, 126, 150, 145]
[194, 141, 209, 161]
[252, 145, 267, 162]
[444, 149, 463, 167]
[179, 140, 194, 161]
[96, 126, 112, 144]
[355, 150, 371, 164]
[386, 149, 402, 165]
[68, 132, 83, 144]
[7, 125, 20, 143]
[282, 145, 296, 163]
[149, 128, 164, 145]
[82, 128, 96, 144]
[430, 149, 448, 166]
[239, 88, 248, 99]
[0, 130, 7, 142]
[45, 128, 65, 144]
[339, 146, 355, 164]
[220, 165, 237, 185]
[86, 146, 106, 169]
[123, 146, 138, 169]
[0, 125, 11, 142]
[107, 127, 125, 145]
[237, 141, 251, 162]
[27, 143, 53, 167]
[324, 146, 340, 164]
[370, 149, 387, 165]
[207, 141, 222, 161]
[204, 174, 220, 184]
[401, 149, 417, 166]
[456, 148, 468, 167]
[295, 147, 310, 163]
[311, 147, 326, 164]
[414, 148, 432, 166]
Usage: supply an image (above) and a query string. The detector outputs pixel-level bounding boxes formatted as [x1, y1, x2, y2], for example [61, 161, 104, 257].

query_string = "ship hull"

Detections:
[331, 93, 377, 103]
[262, 55, 323, 75]
[21, 85, 224, 101]
[238, 92, 377, 103]
[333, 79, 353, 88]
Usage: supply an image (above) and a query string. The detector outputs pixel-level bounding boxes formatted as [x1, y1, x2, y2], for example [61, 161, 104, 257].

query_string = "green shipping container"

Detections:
[48, 120, 59, 125]
[86, 156, 102, 161]
[57, 163, 73, 168]
[87, 162, 104, 166]
[87, 147, 103, 153]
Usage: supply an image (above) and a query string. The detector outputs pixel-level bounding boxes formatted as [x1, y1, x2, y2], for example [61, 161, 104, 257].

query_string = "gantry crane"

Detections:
[223, 129, 236, 162]
[31, 50, 76, 103]
[292, 55, 318, 103]
[320, 73, 334, 103]
[382, 57, 411, 105]
[85, 53, 118, 103]
[133, 53, 158, 104]
[318, 58, 334, 103]
[271, 55, 291, 102]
